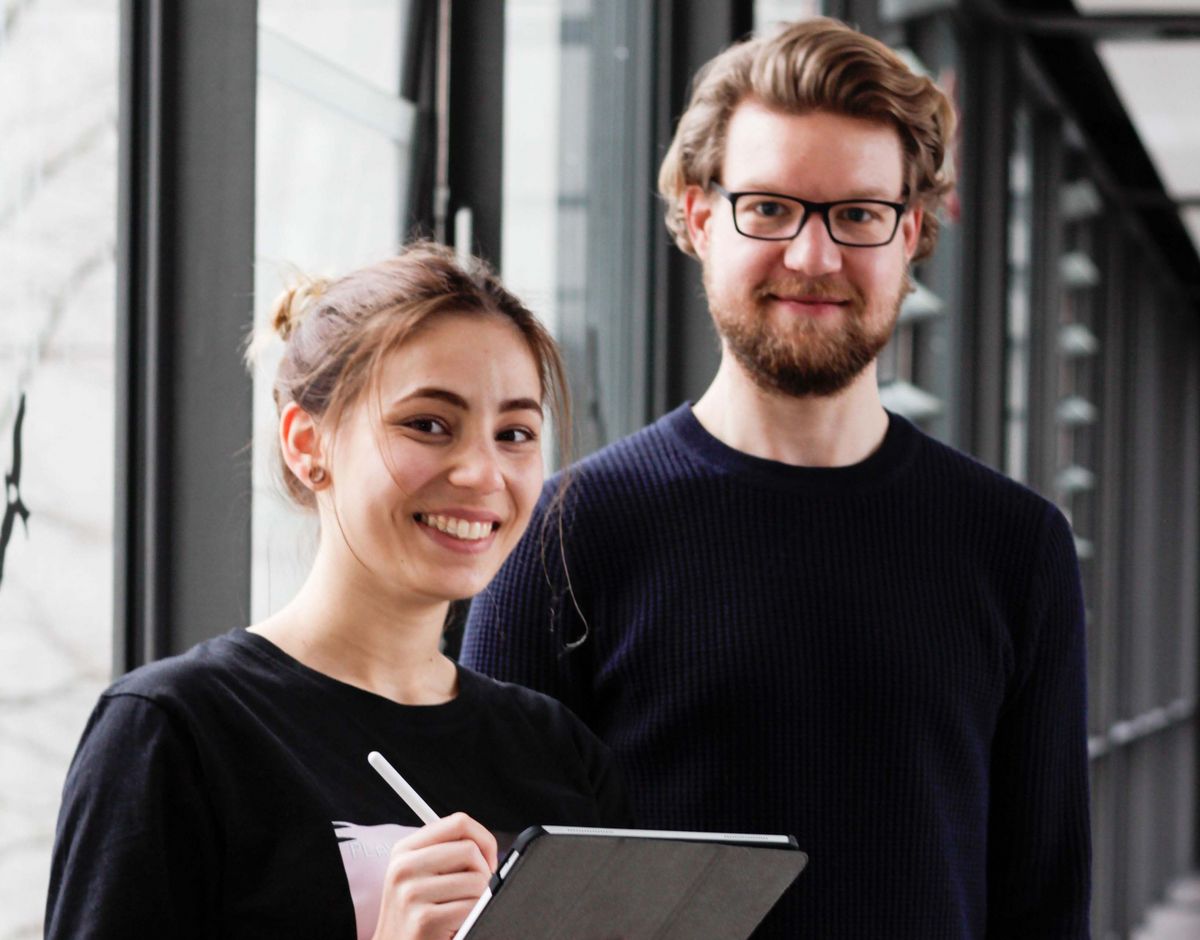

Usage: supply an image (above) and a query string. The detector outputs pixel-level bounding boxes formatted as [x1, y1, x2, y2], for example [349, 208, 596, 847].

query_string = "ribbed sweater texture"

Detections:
[461, 404, 1091, 939]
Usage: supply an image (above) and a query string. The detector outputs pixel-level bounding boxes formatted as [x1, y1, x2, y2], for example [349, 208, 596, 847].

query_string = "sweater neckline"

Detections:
[659, 401, 920, 494]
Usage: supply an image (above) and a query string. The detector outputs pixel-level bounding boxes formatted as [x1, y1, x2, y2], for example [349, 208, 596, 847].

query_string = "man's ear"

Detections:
[901, 205, 924, 261]
[280, 401, 327, 490]
[684, 185, 714, 260]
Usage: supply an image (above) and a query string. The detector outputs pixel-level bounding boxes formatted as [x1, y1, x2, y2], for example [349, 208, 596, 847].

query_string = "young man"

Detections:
[461, 17, 1090, 939]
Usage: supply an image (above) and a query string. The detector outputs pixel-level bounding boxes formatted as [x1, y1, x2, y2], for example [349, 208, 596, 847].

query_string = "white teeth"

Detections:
[419, 513, 494, 541]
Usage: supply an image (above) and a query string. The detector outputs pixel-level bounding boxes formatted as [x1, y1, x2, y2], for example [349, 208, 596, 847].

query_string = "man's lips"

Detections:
[771, 294, 849, 304]
[766, 293, 851, 313]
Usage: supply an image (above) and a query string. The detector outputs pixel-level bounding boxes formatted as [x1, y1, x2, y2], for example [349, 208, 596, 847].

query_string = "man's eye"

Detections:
[835, 204, 880, 225]
[750, 200, 791, 219]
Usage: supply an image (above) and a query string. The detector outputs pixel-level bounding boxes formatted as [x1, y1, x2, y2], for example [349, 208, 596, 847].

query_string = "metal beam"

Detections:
[1123, 192, 1200, 210]
[1009, 13, 1200, 40]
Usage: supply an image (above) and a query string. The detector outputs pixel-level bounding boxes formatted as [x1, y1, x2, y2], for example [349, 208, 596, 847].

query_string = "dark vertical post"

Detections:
[959, 26, 1012, 465]
[1025, 112, 1063, 499]
[658, 0, 752, 410]
[115, 0, 257, 672]
[401, 0, 438, 237]
[447, 0, 504, 264]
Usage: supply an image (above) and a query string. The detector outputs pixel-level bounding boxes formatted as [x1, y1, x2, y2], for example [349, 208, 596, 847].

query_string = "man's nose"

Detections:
[782, 212, 843, 276]
[447, 438, 505, 493]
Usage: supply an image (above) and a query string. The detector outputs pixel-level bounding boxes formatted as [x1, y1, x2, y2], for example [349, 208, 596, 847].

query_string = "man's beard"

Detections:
[706, 271, 905, 398]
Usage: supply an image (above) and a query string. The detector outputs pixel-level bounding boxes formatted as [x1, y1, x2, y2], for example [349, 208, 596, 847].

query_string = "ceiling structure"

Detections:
[1076, 0, 1200, 267]
[994, 0, 1200, 306]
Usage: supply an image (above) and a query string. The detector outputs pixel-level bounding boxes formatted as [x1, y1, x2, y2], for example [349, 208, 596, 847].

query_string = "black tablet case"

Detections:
[463, 827, 808, 940]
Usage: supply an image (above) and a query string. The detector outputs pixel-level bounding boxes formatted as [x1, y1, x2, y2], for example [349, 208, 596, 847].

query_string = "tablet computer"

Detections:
[453, 825, 807, 940]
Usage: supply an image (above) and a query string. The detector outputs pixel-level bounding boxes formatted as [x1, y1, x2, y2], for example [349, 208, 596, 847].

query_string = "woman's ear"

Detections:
[280, 401, 329, 490]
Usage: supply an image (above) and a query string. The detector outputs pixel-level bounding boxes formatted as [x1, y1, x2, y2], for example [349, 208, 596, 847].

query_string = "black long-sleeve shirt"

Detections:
[462, 403, 1091, 939]
[47, 630, 632, 939]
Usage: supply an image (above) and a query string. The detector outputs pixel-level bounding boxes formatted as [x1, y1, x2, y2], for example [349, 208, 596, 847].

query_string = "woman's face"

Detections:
[321, 311, 545, 604]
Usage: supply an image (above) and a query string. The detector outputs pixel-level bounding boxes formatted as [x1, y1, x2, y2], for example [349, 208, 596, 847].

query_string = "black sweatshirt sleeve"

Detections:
[46, 693, 221, 939]
[985, 504, 1092, 937]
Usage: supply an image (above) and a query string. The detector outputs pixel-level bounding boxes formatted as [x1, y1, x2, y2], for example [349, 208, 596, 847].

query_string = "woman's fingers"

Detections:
[373, 838, 492, 939]
[386, 839, 492, 886]
[392, 895, 483, 940]
[371, 813, 499, 939]
[395, 812, 499, 872]
[389, 869, 490, 908]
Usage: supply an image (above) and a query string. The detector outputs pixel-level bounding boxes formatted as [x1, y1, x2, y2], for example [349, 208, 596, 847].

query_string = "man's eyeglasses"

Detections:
[710, 182, 908, 248]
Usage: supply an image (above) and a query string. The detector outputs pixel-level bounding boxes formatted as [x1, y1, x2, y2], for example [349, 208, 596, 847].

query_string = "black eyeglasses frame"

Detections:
[709, 181, 909, 248]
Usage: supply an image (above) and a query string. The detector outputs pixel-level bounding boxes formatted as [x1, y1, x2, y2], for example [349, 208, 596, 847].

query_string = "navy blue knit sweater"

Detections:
[461, 404, 1091, 938]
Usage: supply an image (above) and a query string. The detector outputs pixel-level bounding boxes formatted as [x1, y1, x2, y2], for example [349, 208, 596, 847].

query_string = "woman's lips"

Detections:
[414, 511, 501, 554]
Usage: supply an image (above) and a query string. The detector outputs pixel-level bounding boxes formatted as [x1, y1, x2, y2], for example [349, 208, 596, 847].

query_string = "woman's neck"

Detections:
[250, 546, 458, 706]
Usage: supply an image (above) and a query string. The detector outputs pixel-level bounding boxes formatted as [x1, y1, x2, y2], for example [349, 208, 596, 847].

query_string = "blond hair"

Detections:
[658, 17, 956, 262]
[254, 241, 570, 509]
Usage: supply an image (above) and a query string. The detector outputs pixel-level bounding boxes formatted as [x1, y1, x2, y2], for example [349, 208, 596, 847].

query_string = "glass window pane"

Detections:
[251, 13, 411, 624]
[0, 2, 118, 934]
[502, 0, 656, 458]
[755, 0, 823, 30]
[502, 0, 563, 341]
[259, 0, 407, 95]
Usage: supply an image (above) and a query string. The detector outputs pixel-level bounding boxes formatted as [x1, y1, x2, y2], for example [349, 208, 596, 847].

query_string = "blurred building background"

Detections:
[1, 0, 1198, 937]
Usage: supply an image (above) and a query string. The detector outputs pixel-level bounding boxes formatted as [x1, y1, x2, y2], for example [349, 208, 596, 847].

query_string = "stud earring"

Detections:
[309, 464, 327, 485]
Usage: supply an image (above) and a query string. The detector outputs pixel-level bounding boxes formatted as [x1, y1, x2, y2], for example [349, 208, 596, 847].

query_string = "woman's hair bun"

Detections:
[271, 276, 330, 341]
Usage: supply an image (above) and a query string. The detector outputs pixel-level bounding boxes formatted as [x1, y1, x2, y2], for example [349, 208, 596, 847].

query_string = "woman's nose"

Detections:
[446, 439, 504, 493]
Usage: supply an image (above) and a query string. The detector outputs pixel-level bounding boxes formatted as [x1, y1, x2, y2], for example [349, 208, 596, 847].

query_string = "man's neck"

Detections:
[691, 355, 890, 467]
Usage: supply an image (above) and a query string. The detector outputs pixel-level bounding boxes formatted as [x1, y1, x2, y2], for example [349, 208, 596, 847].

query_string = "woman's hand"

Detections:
[371, 812, 499, 940]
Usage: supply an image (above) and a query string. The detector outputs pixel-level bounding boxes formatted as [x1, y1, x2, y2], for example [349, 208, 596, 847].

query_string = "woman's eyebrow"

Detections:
[391, 388, 541, 414]
[393, 387, 467, 409]
[501, 397, 543, 414]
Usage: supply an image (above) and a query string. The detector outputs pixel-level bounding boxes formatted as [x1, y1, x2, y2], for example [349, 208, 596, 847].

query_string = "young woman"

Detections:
[46, 243, 631, 940]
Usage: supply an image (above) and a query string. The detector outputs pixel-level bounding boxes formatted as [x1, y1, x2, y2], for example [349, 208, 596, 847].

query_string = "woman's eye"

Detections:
[498, 427, 537, 444]
[402, 416, 450, 435]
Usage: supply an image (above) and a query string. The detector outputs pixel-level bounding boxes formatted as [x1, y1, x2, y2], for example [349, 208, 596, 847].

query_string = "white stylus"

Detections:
[367, 751, 440, 825]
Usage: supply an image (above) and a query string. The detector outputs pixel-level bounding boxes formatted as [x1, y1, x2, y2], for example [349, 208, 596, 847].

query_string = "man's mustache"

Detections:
[752, 278, 867, 307]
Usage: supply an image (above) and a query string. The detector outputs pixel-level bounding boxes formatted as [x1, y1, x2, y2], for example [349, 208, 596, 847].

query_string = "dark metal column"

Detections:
[656, 0, 752, 411]
[115, 0, 257, 672]
[958, 24, 1013, 465]
[1025, 111, 1064, 499]
[447, 0, 503, 264]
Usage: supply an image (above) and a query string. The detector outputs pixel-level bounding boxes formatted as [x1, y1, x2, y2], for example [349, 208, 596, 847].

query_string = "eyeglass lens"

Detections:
[733, 195, 899, 246]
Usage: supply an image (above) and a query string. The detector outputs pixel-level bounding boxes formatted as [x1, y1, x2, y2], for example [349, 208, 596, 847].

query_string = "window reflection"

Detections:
[501, 0, 654, 459]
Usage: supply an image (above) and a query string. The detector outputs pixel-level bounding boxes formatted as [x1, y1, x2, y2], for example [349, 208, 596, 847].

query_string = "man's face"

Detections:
[684, 100, 923, 398]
